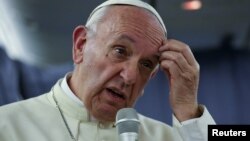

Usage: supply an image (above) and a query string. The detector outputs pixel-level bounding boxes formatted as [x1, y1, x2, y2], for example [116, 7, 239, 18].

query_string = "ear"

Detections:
[72, 25, 87, 64]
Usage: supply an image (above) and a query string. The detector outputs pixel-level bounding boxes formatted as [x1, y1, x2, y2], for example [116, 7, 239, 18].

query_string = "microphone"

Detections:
[115, 108, 140, 141]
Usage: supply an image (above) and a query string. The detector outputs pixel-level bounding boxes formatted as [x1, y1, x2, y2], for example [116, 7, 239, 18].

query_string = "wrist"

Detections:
[173, 104, 203, 122]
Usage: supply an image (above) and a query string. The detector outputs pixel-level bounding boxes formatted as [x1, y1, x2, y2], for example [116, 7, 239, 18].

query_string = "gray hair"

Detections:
[85, 7, 108, 34]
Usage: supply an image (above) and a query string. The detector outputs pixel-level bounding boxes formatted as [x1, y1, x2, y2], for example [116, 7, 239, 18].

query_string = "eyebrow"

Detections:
[116, 34, 160, 63]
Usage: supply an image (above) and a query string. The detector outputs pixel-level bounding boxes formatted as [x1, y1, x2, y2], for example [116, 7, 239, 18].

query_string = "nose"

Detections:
[120, 61, 138, 86]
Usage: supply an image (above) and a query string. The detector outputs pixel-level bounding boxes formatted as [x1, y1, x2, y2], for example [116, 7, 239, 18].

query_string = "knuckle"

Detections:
[175, 53, 182, 61]
[182, 45, 191, 53]
[194, 62, 200, 72]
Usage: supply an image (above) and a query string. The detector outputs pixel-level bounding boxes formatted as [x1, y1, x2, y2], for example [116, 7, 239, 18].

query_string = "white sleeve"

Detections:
[172, 105, 216, 141]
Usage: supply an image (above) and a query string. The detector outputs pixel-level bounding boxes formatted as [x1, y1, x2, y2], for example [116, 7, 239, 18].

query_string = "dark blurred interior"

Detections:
[0, 0, 250, 124]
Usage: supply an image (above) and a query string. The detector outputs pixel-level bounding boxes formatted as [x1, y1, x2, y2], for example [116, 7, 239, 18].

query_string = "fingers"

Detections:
[159, 38, 200, 85]
[159, 39, 198, 67]
[160, 59, 181, 79]
[160, 50, 191, 73]
[159, 39, 200, 121]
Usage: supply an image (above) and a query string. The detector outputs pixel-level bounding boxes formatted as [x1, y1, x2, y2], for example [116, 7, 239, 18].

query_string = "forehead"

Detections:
[106, 5, 164, 31]
[96, 5, 165, 49]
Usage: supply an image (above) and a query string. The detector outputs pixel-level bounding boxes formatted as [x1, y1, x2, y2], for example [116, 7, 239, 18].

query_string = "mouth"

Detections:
[106, 87, 126, 100]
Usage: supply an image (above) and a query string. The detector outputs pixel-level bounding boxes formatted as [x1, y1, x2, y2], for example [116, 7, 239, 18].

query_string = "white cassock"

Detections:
[0, 77, 215, 141]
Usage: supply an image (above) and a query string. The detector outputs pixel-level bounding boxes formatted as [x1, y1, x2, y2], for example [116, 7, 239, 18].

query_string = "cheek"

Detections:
[82, 55, 116, 100]
[85, 93, 99, 110]
[128, 80, 148, 106]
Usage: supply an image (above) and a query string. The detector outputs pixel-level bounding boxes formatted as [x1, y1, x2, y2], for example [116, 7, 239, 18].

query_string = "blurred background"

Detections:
[0, 0, 250, 124]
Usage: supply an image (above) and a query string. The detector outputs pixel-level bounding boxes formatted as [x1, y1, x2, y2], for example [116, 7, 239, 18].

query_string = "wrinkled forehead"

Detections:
[87, 8, 163, 61]
[106, 5, 163, 26]
[86, 0, 167, 36]
[97, 6, 165, 50]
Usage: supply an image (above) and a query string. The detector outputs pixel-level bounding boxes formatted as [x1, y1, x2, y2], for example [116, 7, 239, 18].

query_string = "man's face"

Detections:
[72, 6, 165, 122]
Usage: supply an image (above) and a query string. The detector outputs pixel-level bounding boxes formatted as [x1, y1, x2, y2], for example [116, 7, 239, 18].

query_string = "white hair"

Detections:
[85, 7, 108, 34]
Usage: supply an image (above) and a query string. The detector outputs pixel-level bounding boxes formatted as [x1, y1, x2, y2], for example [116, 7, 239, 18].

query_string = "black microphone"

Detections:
[115, 108, 140, 141]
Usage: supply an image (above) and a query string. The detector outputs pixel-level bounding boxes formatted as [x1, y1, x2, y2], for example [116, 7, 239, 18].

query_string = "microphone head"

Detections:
[115, 108, 140, 134]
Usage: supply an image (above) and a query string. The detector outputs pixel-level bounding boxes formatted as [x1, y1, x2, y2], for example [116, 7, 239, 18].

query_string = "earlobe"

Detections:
[72, 25, 87, 64]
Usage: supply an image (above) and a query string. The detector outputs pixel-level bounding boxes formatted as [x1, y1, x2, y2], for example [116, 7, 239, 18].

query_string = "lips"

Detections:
[106, 87, 126, 100]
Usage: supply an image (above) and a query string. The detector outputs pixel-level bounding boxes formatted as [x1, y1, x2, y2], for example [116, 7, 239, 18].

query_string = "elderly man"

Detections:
[0, 0, 215, 141]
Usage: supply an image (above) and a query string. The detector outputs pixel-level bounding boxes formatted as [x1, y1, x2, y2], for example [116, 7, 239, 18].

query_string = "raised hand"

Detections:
[159, 39, 202, 121]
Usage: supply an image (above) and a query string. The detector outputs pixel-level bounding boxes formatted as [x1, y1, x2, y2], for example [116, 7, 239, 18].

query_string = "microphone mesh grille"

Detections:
[116, 108, 140, 134]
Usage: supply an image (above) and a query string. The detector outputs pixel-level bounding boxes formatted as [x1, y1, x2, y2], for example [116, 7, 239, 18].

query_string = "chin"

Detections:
[92, 106, 118, 122]
[94, 111, 116, 122]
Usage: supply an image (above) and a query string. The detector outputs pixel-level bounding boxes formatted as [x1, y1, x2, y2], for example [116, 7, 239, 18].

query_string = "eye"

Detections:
[140, 60, 154, 70]
[112, 46, 128, 58]
[115, 47, 126, 55]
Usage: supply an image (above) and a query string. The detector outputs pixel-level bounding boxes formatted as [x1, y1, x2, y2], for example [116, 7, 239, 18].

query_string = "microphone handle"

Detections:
[119, 132, 138, 141]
